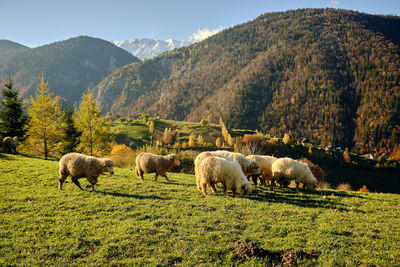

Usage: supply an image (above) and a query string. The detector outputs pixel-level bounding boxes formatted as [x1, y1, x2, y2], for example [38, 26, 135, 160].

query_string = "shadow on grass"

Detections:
[247, 187, 365, 212]
[0, 153, 12, 160]
[96, 190, 169, 200]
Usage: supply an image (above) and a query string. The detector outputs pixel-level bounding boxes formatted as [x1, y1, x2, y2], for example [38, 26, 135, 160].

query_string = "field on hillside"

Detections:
[1, 154, 400, 266]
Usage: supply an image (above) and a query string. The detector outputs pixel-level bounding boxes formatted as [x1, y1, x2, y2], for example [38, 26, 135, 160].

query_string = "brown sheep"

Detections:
[2, 136, 18, 154]
[58, 152, 115, 191]
[135, 152, 180, 182]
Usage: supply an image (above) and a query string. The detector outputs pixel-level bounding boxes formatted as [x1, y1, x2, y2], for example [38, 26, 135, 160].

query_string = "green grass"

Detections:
[109, 118, 223, 148]
[1, 154, 400, 266]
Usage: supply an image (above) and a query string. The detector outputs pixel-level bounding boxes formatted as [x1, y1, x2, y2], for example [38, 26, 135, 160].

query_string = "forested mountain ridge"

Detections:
[0, 36, 140, 104]
[94, 8, 400, 153]
[0, 40, 30, 62]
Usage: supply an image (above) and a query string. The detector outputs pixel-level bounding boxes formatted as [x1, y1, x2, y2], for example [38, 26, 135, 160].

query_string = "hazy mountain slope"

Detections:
[0, 36, 140, 104]
[112, 38, 191, 60]
[0, 40, 30, 62]
[94, 9, 400, 152]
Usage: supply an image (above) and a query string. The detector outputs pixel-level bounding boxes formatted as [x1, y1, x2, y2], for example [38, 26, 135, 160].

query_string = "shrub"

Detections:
[358, 185, 370, 192]
[318, 181, 332, 190]
[336, 183, 353, 191]
[110, 144, 135, 168]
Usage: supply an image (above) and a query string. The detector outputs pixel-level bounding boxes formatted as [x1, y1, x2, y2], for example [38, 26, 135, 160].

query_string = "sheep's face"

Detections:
[169, 154, 180, 166]
[246, 161, 261, 176]
[237, 182, 252, 196]
[304, 182, 317, 190]
[102, 159, 115, 175]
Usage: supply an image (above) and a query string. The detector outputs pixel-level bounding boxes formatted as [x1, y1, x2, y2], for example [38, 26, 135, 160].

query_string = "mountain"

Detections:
[0, 36, 140, 104]
[94, 8, 400, 153]
[0, 40, 30, 62]
[112, 38, 191, 60]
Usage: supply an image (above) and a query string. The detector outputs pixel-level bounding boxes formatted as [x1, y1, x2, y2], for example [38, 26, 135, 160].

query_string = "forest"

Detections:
[94, 9, 400, 154]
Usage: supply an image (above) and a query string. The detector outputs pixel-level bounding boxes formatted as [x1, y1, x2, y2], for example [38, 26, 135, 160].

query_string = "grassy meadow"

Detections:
[1, 153, 400, 266]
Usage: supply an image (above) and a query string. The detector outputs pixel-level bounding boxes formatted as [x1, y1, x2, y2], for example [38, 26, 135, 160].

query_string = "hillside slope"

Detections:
[0, 36, 140, 104]
[0, 154, 399, 266]
[0, 40, 30, 62]
[94, 9, 400, 152]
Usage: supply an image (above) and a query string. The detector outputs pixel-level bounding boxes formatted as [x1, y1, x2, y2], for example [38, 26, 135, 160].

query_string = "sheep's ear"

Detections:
[101, 160, 107, 167]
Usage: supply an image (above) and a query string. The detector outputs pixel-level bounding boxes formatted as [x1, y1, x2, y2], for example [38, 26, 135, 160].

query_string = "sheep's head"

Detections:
[101, 158, 115, 174]
[167, 154, 180, 166]
[237, 182, 252, 196]
[245, 161, 261, 177]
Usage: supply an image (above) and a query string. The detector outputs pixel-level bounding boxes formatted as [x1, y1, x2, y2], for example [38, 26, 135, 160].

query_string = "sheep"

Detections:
[57, 152, 115, 191]
[246, 155, 274, 186]
[135, 152, 180, 182]
[2, 136, 18, 154]
[210, 150, 261, 178]
[196, 154, 252, 196]
[271, 157, 317, 192]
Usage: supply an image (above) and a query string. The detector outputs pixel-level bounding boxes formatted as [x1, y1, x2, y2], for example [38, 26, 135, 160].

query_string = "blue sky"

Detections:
[1, 0, 399, 48]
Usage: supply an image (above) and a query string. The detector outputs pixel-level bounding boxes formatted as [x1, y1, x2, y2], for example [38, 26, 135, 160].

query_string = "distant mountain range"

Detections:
[0, 40, 30, 62]
[112, 38, 191, 60]
[0, 36, 139, 104]
[94, 8, 400, 153]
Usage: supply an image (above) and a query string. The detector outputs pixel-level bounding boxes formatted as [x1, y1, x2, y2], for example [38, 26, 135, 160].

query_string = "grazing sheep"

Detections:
[2, 136, 18, 154]
[58, 152, 115, 191]
[271, 157, 317, 192]
[246, 155, 274, 186]
[211, 150, 261, 178]
[135, 152, 180, 182]
[196, 155, 252, 196]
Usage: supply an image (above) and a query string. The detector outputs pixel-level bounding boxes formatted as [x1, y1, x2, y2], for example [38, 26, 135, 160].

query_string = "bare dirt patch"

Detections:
[231, 240, 320, 266]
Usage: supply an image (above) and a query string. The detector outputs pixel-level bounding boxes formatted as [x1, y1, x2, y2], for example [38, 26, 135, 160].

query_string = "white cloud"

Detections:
[189, 27, 225, 43]
[329, 0, 339, 7]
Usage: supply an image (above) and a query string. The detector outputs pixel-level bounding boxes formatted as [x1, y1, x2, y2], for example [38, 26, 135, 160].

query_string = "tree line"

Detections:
[0, 77, 112, 159]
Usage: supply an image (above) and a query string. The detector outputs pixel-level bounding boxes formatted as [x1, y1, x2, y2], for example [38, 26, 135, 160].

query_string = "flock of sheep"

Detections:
[56, 150, 317, 196]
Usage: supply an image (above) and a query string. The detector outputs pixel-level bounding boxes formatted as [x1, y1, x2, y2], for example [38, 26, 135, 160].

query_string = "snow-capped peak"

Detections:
[112, 38, 192, 61]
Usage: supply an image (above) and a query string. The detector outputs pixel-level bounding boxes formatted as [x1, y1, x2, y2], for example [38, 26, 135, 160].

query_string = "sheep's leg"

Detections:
[200, 182, 207, 195]
[209, 182, 217, 194]
[71, 177, 83, 190]
[58, 175, 67, 190]
[136, 168, 144, 181]
[221, 182, 227, 194]
[231, 188, 237, 197]
[88, 177, 98, 191]
[270, 177, 275, 190]
[251, 175, 258, 185]
[161, 174, 170, 182]
[296, 181, 299, 193]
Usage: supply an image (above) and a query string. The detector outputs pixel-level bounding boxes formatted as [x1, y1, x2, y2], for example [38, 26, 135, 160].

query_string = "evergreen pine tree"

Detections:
[74, 89, 112, 156]
[0, 78, 28, 139]
[58, 109, 81, 155]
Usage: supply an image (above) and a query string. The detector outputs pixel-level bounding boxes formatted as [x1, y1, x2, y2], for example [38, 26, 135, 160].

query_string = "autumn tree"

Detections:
[26, 77, 64, 159]
[74, 89, 112, 156]
[197, 135, 204, 146]
[0, 78, 28, 139]
[188, 134, 196, 147]
[162, 127, 172, 145]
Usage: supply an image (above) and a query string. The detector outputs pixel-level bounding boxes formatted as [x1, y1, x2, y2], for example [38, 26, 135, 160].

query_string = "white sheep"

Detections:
[271, 157, 317, 191]
[196, 154, 252, 196]
[135, 152, 180, 182]
[2, 136, 18, 154]
[58, 152, 115, 191]
[246, 155, 274, 186]
[210, 150, 261, 178]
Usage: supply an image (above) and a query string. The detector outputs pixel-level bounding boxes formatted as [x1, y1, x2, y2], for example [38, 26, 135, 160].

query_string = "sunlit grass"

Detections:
[1, 154, 399, 265]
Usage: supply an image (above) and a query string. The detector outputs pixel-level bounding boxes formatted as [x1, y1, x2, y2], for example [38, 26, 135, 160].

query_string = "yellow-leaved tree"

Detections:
[26, 77, 64, 159]
[74, 89, 112, 156]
